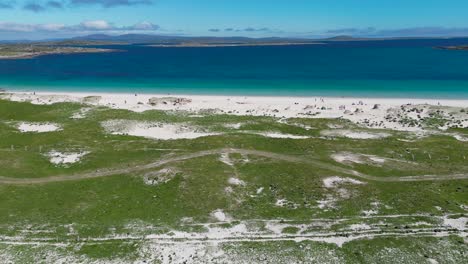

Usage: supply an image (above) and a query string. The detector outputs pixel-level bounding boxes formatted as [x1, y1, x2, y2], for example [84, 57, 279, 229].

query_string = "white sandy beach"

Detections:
[2, 91, 468, 132]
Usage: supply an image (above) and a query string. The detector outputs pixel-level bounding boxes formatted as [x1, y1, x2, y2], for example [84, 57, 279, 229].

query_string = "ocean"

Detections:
[1, 38, 468, 98]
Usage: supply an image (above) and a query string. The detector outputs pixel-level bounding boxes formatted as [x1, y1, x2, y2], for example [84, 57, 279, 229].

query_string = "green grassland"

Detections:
[0, 99, 466, 263]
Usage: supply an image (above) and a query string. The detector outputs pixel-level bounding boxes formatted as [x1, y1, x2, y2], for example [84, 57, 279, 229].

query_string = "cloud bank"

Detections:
[70, 0, 152, 8]
[8, 0, 152, 11]
[0, 20, 159, 33]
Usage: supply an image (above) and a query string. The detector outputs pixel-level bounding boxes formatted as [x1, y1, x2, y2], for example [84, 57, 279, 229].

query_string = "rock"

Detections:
[82, 96, 101, 104]
[148, 97, 192, 106]
[372, 104, 380, 109]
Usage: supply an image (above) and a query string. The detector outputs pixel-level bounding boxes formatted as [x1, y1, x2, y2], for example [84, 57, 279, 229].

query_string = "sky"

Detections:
[1, 0, 468, 40]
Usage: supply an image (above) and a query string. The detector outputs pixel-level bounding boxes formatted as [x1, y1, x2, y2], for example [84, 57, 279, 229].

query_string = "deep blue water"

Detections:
[1, 38, 468, 98]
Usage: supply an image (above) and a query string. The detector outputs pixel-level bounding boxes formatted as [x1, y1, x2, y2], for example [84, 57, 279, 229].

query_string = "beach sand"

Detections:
[2, 91, 468, 132]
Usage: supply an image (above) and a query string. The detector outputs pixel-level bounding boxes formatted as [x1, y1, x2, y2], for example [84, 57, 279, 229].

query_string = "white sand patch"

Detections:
[316, 199, 331, 210]
[139, 242, 226, 264]
[336, 188, 351, 199]
[275, 199, 287, 207]
[452, 134, 468, 142]
[224, 123, 243, 129]
[256, 187, 264, 194]
[362, 210, 379, 216]
[228, 177, 245, 186]
[224, 186, 234, 194]
[1, 92, 82, 105]
[318, 177, 365, 210]
[411, 221, 432, 226]
[317, 197, 337, 210]
[17, 122, 61, 133]
[219, 153, 234, 166]
[308, 236, 365, 248]
[331, 153, 365, 164]
[70, 107, 92, 119]
[204, 223, 249, 239]
[255, 132, 309, 139]
[211, 209, 228, 222]
[368, 156, 386, 163]
[361, 201, 381, 217]
[442, 216, 467, 230]
[264, 222, 288, 235]
[274, 198, 298, 209]
[331, 152, 408, 166]
[349, 224, 371, 231]
[321, 129, 390, 139]
[346, 132, 390, 139]
[46, 151, 89, 165]
[101, 120, 218, 140]
[143, 168, 178, 186]
[278, 119, 314, 130]
[322, 176, 365, 188]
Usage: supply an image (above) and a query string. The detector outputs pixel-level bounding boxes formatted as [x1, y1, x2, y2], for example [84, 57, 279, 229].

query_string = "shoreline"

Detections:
[147, 42, 322, 48]
[4, 90, 468, 107]
[2, 90, 468, 133]
[0, 80, 468, 101]
[0, 48, 117, 60]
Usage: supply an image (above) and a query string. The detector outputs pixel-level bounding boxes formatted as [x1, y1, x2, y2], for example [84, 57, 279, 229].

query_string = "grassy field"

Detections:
[0, 98, 466, 263]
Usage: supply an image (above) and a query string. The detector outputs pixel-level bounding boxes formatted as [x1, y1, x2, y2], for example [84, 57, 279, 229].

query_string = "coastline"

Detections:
[147, 42, 322, 48]
[2, 90, 468, 132]
[4, 90, 468, 106]
[0, 48, 117, 60]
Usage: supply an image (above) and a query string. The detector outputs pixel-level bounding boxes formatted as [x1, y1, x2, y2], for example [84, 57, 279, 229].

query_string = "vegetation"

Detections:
[0, 99, 466, 263]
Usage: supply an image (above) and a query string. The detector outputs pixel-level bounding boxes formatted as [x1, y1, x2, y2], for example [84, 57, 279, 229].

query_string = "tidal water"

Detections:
[1, 38, 468, 98]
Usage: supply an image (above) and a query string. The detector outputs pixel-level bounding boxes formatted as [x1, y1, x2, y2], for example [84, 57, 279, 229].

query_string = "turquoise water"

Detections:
[1, 39, 468, 98]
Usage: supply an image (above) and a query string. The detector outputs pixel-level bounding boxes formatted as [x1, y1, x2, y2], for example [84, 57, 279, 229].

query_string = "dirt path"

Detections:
[1, 148, 467, 185]
[0, 228, 463, 246]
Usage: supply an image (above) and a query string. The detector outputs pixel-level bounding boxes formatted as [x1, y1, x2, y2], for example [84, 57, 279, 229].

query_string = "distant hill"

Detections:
[321, 35, 377, 41]
[71, 34, 318, 45]
[3, 34, 468, 46]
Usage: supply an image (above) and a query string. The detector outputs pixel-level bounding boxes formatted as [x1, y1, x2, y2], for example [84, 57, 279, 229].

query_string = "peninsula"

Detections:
[436, 45, 468, 50]
[0, 44, 116, 59]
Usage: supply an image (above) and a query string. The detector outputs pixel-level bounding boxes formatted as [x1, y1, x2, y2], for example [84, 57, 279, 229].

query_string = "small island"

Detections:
[148, 42, 322, 48]
[435, 45, 468, 50]
[0, 44, 116, 59]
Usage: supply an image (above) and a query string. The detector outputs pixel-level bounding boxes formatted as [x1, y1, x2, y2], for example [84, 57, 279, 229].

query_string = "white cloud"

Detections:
[0, 22, 34, 32]
[37, 23, 66, 31]
[0, 22, 64, 32]
[0, 20, 161, 34]
[80, 20, 113, 30]
[129, 21, 159, 30]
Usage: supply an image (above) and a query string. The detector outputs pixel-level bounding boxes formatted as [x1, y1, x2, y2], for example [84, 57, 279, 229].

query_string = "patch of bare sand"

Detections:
[101, 120, 219, 140]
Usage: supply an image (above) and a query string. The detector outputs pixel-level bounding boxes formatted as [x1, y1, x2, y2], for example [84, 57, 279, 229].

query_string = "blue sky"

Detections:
[1, 0, 468, 40]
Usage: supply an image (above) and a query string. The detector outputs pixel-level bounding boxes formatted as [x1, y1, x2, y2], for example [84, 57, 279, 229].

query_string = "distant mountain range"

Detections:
[2, 34, 468, 45]
[70, 34, 319, 45]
